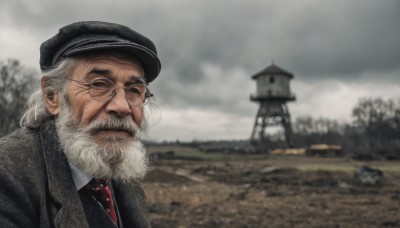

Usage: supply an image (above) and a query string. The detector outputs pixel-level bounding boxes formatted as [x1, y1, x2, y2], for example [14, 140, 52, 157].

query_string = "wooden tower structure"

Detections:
[250, 63, 295, 148]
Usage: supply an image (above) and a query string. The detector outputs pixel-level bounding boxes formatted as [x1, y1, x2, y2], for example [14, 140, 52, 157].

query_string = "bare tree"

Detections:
[293, 116, 344, 135]
[352, 97, 400, 159]
[0, 59, 38, 137]
[292, 116, 344, 147]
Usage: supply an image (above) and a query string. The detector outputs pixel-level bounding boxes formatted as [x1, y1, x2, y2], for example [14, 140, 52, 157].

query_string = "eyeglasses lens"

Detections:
[89, 78, 148, 107]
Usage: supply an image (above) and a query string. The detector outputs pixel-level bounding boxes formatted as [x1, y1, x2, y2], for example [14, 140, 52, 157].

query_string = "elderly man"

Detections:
[0, 21, 161, 227]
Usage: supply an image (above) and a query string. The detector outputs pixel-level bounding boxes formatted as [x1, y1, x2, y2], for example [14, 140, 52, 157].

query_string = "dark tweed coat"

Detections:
[0, 119, 150, 227]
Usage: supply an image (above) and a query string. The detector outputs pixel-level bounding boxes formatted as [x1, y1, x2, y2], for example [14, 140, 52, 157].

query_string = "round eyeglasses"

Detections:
[69, 78, 153, 107]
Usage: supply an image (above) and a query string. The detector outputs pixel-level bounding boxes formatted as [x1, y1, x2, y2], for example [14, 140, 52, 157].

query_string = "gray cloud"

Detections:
[120, 0, 400, 113]
[3, 0, 398, 77]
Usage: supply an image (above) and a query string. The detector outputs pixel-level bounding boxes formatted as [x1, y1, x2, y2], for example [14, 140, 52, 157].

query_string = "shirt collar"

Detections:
[68, 162, 92, 190]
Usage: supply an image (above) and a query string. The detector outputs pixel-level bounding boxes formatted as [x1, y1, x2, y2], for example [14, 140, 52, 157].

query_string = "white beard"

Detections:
[55, 100, 148, 183]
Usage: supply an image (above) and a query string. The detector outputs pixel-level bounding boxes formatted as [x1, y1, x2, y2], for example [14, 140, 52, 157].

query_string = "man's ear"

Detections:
[42, 77, 61, 116]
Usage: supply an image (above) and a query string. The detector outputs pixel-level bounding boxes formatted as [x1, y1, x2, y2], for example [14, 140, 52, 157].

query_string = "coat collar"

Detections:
[39, 119, 89, 228]
[112, 181, 150, 227]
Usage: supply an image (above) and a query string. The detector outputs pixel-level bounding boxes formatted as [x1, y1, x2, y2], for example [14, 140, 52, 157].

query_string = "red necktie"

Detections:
[85, 179, 118, 225]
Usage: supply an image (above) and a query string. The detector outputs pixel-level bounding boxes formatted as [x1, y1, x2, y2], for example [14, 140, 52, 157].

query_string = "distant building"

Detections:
[270, 148, 307, 155]
[250, 63, 296, 149]
[306, 144, 342, 156]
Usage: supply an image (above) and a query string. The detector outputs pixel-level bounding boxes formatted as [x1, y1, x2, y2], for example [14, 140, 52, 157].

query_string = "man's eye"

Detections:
[127, 85, 144, 95]
[91, 79, 112, 88]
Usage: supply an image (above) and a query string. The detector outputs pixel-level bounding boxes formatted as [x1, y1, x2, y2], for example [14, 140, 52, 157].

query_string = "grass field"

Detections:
[148, 144, 400, 173]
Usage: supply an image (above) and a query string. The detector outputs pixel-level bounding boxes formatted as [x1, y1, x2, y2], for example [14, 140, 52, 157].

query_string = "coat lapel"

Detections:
[113, 181, 150, 228]
[39, 120, 89, 228]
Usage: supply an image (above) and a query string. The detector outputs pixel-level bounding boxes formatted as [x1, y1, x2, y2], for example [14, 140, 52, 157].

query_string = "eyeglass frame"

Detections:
[68, 77, 153, 107]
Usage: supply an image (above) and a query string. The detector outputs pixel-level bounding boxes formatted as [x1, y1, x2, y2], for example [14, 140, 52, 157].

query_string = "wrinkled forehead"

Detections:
[71, 50, 145, 77]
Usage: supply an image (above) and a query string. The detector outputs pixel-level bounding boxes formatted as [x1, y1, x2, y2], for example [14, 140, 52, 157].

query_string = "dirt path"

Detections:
[143, 158, 400, 227]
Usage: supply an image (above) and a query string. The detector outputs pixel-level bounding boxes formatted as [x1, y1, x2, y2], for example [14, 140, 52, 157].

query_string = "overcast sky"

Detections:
[1, 0, 399, 141]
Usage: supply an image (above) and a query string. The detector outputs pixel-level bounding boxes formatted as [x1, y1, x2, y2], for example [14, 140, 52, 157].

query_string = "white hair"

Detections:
[20, 59, 76, 128]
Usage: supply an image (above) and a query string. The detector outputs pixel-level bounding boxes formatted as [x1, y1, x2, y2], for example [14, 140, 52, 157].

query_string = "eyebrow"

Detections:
[88, 68, 112, 77]
[86, 67, 146, 84]
[130, 77, 146, 85]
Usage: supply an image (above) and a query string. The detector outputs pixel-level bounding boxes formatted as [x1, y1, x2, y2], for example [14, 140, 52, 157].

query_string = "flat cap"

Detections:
[40, 21, 161, 83]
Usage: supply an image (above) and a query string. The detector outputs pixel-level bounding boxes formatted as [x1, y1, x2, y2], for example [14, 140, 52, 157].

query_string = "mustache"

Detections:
[83, 117, 139, 137]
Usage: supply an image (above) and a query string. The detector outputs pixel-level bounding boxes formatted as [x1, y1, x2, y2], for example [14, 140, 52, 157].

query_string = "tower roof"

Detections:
[252, 63, 294, 79]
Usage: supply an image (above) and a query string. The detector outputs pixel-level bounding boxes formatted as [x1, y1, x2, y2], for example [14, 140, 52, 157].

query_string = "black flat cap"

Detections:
[40, 21, 161, 83]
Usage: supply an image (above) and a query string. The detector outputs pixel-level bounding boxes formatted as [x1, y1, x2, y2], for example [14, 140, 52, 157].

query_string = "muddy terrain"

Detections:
[142, 156, 400, 228]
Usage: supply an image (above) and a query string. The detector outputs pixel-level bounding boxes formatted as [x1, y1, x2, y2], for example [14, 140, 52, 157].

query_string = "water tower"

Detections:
[250, 63, 295, 148]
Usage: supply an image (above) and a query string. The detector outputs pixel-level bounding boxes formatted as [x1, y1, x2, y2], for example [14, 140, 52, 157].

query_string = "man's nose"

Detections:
[105, 87, 131, 117]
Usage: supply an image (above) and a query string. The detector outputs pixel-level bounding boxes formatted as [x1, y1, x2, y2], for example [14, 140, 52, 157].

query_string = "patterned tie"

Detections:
[85, 179, 118, 225]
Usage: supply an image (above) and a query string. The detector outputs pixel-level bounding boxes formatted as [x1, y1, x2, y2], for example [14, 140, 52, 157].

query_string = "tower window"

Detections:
[269, 76, 275, 83]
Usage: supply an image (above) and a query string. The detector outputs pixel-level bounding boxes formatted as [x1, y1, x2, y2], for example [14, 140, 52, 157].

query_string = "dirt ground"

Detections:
[142, 156, 400, 228]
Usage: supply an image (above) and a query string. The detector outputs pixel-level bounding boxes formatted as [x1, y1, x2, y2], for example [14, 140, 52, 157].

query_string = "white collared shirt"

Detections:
[68, 162, 92, 190]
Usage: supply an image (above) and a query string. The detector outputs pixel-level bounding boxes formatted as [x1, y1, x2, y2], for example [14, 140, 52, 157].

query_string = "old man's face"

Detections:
[66, 52, 145, 148]
[47, 52, 149, 181]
